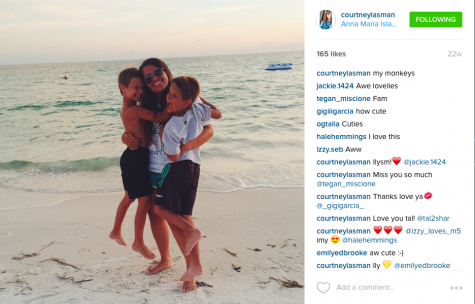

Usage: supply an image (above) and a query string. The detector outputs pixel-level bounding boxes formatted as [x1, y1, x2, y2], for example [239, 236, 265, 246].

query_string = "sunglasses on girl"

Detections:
[144, 68, 165, 85]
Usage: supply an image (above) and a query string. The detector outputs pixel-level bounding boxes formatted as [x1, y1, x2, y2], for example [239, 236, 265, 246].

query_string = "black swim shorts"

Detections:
[155, 160, 200, 215]
[120, 147, 153, 199]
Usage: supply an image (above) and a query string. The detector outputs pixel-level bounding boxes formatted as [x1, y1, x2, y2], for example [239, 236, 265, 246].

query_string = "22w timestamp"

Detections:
[448, 51, 462, 57]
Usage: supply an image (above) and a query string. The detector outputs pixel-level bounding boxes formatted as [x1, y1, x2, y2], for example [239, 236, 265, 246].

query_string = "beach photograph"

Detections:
[0, 1, 304, 303]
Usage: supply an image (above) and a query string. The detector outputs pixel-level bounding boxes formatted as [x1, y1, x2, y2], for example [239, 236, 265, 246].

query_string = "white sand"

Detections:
[0, 188, 303, 303]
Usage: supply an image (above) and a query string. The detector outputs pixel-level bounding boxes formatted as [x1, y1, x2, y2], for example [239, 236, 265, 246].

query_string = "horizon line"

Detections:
[0, 49, 304, 67]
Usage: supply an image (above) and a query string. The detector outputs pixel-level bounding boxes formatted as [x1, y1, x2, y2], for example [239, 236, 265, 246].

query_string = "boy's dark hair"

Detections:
[171, 76, 200, 104]
[118, 67, 141, 96]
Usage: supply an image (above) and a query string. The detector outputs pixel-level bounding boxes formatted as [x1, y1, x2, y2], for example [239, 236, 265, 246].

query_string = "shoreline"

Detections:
[0, 185, 304, 211]
[0, 188, 304, 303]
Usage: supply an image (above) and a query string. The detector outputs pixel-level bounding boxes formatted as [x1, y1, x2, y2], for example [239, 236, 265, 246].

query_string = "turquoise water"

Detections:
[0, 51, 303, 209]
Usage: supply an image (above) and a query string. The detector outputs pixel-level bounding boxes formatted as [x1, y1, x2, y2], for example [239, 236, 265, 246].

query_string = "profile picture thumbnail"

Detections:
[319, 10, 334, 30]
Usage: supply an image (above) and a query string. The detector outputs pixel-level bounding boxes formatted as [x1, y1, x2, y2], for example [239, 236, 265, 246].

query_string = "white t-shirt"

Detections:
[147, 97, 209, 172]
[148, 122, 167, 173]
[162, 102, 211, 165]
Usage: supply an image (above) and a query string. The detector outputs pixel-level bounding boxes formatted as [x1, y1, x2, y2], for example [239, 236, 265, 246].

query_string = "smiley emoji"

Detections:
[331, 235, 340, 244]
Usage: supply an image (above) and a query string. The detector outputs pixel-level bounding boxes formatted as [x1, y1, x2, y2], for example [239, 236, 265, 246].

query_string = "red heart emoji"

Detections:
[374, 226, 382, 234]
[384, 226, 392, 234]
[394, 226, 402, 234]
[392, 157, 401, 165]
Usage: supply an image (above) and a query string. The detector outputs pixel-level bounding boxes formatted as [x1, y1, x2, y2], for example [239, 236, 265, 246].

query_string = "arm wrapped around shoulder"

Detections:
[195, 103, 212, 126]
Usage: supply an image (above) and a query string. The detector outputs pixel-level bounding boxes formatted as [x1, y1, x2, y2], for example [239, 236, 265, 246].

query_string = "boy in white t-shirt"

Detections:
[154, 76, 221, 283]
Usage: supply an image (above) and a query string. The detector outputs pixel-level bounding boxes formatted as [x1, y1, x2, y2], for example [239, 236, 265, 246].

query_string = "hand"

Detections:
[179, 143, 188, 156]
[122, 132, 140, 150]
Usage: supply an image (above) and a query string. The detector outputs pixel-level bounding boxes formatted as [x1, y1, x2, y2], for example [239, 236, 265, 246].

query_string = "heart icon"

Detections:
[424, 192, 432, 199]
[394, 226, 402, 234]
[374, 226, 382, 234]
[392, 157, 401, 165]
[383, 260, 391, 269]
[317, 282, 330, 294]
[384, 226, 392, 234]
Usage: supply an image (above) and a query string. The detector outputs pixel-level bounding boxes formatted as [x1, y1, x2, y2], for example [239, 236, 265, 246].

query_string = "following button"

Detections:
[410, 12, 462, 28]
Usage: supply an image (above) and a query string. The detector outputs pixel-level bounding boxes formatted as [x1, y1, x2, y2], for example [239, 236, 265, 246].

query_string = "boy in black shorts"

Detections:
[154, 76, 221, 287]
[109, 68, 169, 260]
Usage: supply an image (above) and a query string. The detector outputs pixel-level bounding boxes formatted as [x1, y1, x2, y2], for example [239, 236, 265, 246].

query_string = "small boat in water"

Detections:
[265, 63, 293, 70]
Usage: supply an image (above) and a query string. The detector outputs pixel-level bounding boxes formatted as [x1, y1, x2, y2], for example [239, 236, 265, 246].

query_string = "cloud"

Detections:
[0, 0, 303, 64]
[0, 11, 16, 19]
[0, 16, 136, 37]
[195, 5, 259, 15]
[31, 3, 99, 18]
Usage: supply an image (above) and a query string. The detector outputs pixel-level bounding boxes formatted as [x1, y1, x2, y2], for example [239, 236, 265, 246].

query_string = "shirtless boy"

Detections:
[109, 67, 169, 259]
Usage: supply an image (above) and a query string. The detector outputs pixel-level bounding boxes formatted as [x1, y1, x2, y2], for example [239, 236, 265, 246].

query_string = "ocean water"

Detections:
[0, 51, 303, 209]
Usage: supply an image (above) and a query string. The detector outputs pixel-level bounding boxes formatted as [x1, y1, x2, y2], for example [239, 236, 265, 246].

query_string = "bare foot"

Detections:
[132, 243, 156, 260]
[109, 231, 127, 246]
[182, 279, 196, 293]
[146, 259, 173, 275]
[184, 229, 202, 256]
[180, 265, 203, 281]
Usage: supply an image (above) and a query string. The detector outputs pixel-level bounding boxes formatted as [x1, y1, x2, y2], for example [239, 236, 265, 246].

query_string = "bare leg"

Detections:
[109, 192, 134, 246]
[154, 206, 202, 255]
[131, 196, 156, 260]
[146, 189, 173, 274]
[166, 216, 203, 282]
[178, 215, 203, 282]
[169, 223, 198, 292]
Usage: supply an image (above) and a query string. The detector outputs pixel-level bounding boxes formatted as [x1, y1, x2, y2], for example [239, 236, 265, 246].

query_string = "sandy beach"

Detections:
[0, 188, 303, 303]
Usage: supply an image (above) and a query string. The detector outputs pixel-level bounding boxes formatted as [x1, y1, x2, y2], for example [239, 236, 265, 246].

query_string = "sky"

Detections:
[0, 0, 303, 65]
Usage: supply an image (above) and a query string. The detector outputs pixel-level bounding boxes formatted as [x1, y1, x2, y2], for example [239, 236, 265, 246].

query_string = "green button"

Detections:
[410, 12, 462, 28]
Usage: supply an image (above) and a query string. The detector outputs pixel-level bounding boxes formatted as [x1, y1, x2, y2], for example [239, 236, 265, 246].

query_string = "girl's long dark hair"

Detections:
[138, 58, 173, 146]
